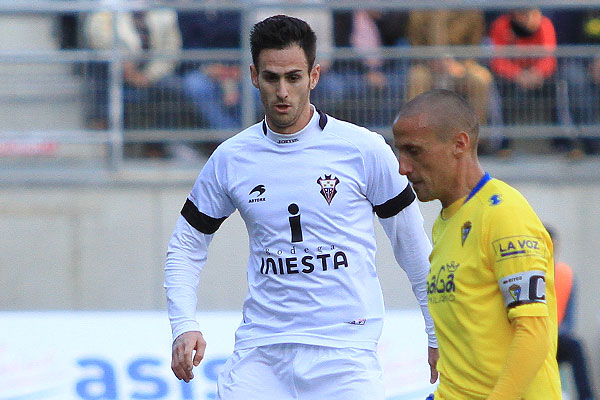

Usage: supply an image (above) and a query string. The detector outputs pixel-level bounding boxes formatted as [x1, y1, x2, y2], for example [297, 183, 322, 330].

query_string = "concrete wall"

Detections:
[1, 179, 599, 391]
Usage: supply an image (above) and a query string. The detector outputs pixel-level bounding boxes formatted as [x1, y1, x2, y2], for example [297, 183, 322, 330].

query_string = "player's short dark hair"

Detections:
[250, 15, 317, 71]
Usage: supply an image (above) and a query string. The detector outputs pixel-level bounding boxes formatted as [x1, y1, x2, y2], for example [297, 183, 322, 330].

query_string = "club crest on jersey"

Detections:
[461, 221, 472, 246]
[317, 175, 339, 205]
[509, 284, 521, 302]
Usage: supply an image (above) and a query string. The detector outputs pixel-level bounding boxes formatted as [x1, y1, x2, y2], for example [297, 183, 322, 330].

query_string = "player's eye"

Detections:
[287, 74, 300, 82]
[404, 146, 420, 157]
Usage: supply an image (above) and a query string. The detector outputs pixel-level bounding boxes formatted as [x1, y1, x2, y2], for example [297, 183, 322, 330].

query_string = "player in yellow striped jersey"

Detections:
[393, 89, 561, 399]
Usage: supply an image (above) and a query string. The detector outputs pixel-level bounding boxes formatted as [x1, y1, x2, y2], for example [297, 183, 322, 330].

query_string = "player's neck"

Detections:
[459, 161, 486, 203]
[441, 160, 485, 208]
[267, 103, 314, 135]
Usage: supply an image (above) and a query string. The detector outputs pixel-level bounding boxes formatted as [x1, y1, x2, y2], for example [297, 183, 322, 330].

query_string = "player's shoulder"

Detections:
[323, 115, 391, 154]
[478, 178, 536, 218]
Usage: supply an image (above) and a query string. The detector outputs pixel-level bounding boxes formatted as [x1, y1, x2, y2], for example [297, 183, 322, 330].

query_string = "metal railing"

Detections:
[0, 1, 599, 171]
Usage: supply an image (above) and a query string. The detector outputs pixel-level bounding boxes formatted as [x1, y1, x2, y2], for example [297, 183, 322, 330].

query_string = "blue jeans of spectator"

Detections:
[560, 59, 600, 154]
[183, 70, 241, 129]
[562, 60, 600, 125]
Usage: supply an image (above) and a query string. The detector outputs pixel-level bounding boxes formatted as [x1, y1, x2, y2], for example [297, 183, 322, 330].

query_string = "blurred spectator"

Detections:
[406, 10, 492, 125]
[489, 8, 557, 124]
[85, 9, 184, 124]
[331, 10, 408, 126]
[251, 0, 338, 115]
[547, 226, 595, 400]
[85, 9, 202, 160]
[57, 13, 80, 49]
[177, 9, 243, 129]
[489, 8, 558, 155]
[551, 9, 600, 156]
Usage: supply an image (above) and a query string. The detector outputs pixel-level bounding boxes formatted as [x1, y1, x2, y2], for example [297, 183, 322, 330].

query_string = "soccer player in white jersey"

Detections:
[165, 15, 438, 399]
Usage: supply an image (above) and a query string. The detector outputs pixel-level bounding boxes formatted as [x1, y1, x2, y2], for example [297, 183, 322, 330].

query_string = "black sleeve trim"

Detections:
[506, 299, 546, 309]
[181, 198, 227, 234]
[373, 184, 416, 219]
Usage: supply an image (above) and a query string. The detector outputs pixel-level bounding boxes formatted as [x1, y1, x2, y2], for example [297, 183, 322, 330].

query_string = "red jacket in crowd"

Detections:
[489, 14, 557, 81]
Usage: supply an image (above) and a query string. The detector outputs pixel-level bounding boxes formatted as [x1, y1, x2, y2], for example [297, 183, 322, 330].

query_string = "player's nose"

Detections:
[276, 81, 289, 99]
[398, 156, 412, 176]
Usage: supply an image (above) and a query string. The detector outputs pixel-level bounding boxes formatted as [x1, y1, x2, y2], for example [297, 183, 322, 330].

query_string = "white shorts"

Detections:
[216, 343, 384, 400]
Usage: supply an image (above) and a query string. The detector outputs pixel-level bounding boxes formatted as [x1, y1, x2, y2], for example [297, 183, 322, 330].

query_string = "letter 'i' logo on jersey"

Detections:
[317, 175, 339, 205]
[288, 203, 303, 243]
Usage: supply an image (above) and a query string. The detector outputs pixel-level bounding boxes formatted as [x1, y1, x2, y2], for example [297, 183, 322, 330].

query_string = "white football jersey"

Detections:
[166, 107, 434, 351]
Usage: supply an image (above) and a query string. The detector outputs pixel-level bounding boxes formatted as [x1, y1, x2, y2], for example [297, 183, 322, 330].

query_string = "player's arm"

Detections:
[165, 215, 215, 382]
[490, 265, 552, 398]
[365, 134, 438, 381]
[487, 315, 551, 400]
[379, 202, 439, 383]
[165, 151, 234, 382]
[377, 196, 436, 347]
[378, 196, 439, 382]
[487, 201, 554, 398]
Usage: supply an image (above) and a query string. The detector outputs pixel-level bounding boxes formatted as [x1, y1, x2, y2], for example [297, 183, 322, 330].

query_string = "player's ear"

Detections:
[309, 64, 320, 90]
[453, 131, 470, 158]
[250, 65, 259, 89]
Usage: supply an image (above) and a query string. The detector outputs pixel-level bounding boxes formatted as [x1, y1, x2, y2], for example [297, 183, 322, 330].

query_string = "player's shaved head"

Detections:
[396, 89, 479, 150]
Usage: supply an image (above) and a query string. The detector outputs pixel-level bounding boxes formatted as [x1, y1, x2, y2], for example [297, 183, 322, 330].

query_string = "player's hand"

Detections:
[428, 346, 439, 384]
[171, 331, 206, 382]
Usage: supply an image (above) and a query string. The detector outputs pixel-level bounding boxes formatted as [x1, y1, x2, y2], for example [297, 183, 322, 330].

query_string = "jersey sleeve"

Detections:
[165, 215, 214, 340]
[366, 134, 436, 346]
[486, 196, 552, 320]
[364, 134, 415, 218]
[165, 151, 236, 340]
[183, 151, 236, 234]
[379, 202, 437, 347]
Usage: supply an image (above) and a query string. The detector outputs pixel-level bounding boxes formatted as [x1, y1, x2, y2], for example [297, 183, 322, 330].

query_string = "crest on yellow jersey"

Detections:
[461, 221, 472, 246]
[509, 284, 522, 302]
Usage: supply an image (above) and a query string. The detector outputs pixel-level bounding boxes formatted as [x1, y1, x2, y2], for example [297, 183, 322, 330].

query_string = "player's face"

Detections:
[251, 45, 320, 134]
[393, 114, 456, 203]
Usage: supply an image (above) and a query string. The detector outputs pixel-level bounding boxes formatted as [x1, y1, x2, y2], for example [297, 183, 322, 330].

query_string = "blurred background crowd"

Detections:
[42, 1, 600, 162]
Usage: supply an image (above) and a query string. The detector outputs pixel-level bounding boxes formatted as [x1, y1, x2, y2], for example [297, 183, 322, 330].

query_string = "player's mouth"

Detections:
[275, 104, 291, 113]
[409, 179, 422, 188]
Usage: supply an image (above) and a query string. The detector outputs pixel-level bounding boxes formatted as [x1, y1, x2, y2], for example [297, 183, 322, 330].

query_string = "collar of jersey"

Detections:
[440, 195, 467, 220]
[440, 172, 492, 220]
[262, 105, 327, 145]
